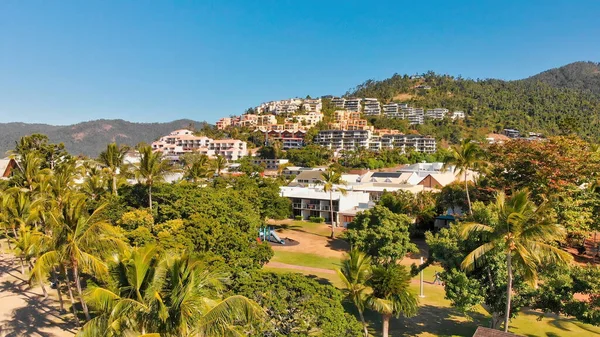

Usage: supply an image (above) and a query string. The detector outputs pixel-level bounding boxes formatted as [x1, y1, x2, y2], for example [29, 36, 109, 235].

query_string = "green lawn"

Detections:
[269, 219, 343, 237]
[270, 250, 341, 271]
[262, 265, 344, 288]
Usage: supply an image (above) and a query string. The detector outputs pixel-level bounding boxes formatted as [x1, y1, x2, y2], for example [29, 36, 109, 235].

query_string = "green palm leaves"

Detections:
[460, 189, 572, 331]
[78, 245, 263, 337]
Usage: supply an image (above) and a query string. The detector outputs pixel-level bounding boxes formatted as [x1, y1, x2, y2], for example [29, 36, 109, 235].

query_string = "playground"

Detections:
[262, 219, 600, 337]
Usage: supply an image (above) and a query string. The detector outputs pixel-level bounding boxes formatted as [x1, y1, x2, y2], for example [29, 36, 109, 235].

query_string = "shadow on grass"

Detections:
[363, 304, 486, 337]
[325, 237, 350, 253]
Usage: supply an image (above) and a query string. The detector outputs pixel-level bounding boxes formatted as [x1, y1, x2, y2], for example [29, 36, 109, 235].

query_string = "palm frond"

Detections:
[460, 242, 497, 272]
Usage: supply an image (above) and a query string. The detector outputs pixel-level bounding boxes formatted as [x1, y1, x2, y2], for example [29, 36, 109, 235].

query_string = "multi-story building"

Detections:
[404, 107, 425, 125]
[344, 98, 362, 112]
[316, 130, 371, 151]
[274, 103, 300, 116]
[380, 134, 437, 153]
[257, 115, 277, 125]
[382, 103, 404, 118]
[288, 112, 323, 126]
[151, 129, 248, 161]
[302, 99, 322, 113]
[331, 97, 346, 109]
[262, 129, 307, 149]
[425, 108, 448, 120]
[281, 186, 370, 224]
[216, 117, 237, 130]
[363, 98, 381, 116]
[235, 114, 259, 127]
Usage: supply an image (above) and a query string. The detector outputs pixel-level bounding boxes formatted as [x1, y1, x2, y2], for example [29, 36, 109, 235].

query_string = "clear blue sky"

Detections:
[1, 1, 599, 125]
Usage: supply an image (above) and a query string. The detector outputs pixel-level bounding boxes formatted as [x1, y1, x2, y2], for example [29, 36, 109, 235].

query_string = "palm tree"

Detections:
[135, 146, 173, 211]
[460, 189, 573, 332]
[2, 188, 42, 238]
[33, 194, 126, 321]
[184, 156, 210, 183]
[337, 249, 372, 337]
[98, 143, 129, 196]
[13, 224, 49, 298]
[78, 245, 264, 337]
[443, 139, 488, 215]
[320, 168, 347, 238]
[368, 264, 418, 337]
[211, 155, 227, 176]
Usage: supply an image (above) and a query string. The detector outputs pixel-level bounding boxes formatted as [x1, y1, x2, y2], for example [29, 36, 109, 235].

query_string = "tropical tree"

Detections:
[184, 160, 210, 183]
[320, 168, 347, 238]
[337, 249, 372, 337]
[33, 194, 126, 321]
[460, 189, 573, 332]
[135, 146, 173, 211]
[13, 224, 49, 298]
[78, 245, 263, 337]
[12, 152, 52, 192]
[443, 139, 487, 214]
[2, 188, 42, 238]
[98, 143, 129, 196]
[211, 155, 227, 176]
[368, 264, 418, 337]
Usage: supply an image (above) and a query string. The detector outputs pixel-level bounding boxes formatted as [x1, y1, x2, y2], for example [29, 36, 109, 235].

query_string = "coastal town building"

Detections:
[426, 108, 449, 119]
[344, 98, 362, 112]
[317, 130, 436, 154]
[363, 98, 381, 116]
[302, 99, 323, 113]
[151, 129, 248, 161]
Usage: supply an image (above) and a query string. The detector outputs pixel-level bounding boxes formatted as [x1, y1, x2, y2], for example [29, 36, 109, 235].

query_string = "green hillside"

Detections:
[524, 61, 600, 95]
[346, 70, 600, 141]
[0, 119, 207, 157]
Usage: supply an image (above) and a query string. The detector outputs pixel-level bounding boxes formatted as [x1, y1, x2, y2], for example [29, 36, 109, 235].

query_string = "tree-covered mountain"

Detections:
[346, 66, 600, 141]
[0, 119, 206, 157]
[524, 61, 600, 95]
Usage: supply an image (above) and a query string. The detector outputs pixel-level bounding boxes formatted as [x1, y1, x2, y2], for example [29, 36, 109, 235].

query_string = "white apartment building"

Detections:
[275, 103, 300, 116]
[316, 130, 371, 151]
[152, 130, 248, 161]
[256, 98, 303, 114]
[426, 108, 449, 120]
[344, 98, 362, 112]
[382, 103, 404, 118]
[281, 186, 370, 224]
[451, 111, 465, 119]
[331, 97, 346, 108]
[258, 115, 277, 125]
[252, 159, 289, 170]
[302, 99, 322, 113]
[363, 98, 381, 116]
[379, 134, 437, 153]
[404, 107, 425, 125]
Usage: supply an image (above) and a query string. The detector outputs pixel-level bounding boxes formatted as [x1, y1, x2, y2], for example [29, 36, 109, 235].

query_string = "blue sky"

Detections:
[1, 1, 599, 125]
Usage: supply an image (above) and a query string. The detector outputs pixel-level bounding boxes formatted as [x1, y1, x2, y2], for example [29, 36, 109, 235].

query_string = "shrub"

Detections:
[294, 215, 303, 221]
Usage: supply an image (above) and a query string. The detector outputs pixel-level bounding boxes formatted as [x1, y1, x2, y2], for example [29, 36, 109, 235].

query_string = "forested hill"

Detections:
[0, 119, 206, 157]
[346, 67, 600, 141]
[524, 61, 600, 95]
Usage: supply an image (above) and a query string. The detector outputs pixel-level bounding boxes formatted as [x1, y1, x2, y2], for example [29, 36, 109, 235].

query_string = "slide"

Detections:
[269, 230, 285, 245]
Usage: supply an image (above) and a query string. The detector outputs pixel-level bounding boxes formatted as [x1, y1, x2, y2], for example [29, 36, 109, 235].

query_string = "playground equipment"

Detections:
[259, 226, 285, 244]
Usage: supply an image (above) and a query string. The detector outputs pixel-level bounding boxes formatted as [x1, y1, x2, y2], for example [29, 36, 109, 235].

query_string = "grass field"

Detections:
[264, 219, 600, 337]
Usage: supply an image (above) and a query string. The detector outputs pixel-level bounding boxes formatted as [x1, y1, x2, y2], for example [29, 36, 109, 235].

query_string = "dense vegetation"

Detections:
[347, 69, 600, 142]
[524, 61, 600, 96]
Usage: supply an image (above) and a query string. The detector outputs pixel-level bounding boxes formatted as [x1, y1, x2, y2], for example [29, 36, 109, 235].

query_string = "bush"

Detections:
[310, 216, 325, 223]
[294, 215, 303, 221]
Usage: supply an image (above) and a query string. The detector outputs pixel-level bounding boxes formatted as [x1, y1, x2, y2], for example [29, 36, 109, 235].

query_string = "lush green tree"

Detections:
[231, 272, 363, 337]
[135, 145, 174, 211]
[97, 143, 129, 196]
[460, 190, 573, 331]
[211, 155, 227, 176]
[344, 205, 417, 265]
[78, 245, 263, 337]
[443, 139, 488, 214]
[284, 144, 332, 167]
[337, 249, 372, 337]
[367, 264, 418, 337]
[13, 133, 70, 170]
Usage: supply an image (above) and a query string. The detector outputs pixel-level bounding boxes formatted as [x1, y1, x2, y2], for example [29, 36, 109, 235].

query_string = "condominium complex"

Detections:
[344, 98, 362, 112]
[363, 98, 381, 116]
[425, 108, 449, 120]
[404, 107, 425, 125]
[331, 97, 346, 109]
[302, 99, 322, 113]
[317, 129, 436, 153]
[451, 111, 465, 119]
[256, 98, 303, 114]
[151, 129, 248, 161]
[287, 111, 323, 126]
[261, 129, 307, 149]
